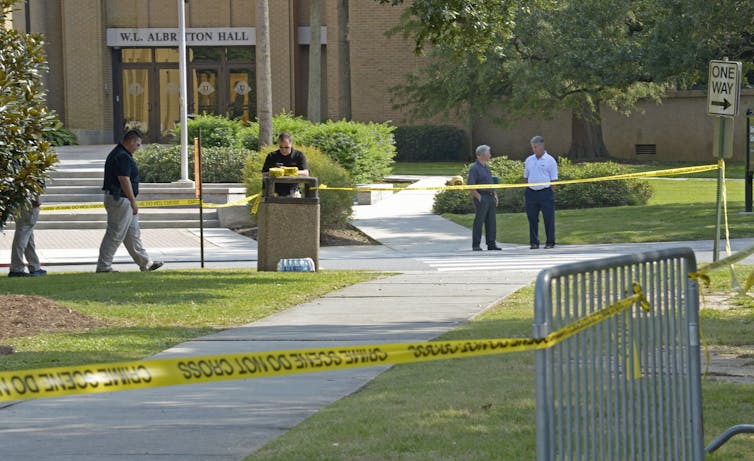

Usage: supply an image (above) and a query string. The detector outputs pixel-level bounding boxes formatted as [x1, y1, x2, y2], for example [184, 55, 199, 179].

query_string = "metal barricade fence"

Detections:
[534, 248, 704, 461]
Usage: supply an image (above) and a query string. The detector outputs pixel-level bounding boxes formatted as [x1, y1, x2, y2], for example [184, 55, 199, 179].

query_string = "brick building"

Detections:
[11, 1, 754, 162]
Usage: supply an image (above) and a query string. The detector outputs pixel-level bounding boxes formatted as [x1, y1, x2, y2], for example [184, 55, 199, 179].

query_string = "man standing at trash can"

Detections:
[262, 132, 309, 197]
[96, 130, 163, 273]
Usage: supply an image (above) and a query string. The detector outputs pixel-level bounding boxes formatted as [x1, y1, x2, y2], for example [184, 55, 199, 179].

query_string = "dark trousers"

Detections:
[525, 187, 555, 246]
[472, 193, 497, 248]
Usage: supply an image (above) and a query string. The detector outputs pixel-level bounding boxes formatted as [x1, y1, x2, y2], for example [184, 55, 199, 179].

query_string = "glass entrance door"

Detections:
[122, 68, 150, 138]
[121, 67, 181, 143]
[192, 68, 220, 115]
[158, 68, 180, 143]
[228, 68, 256, 122]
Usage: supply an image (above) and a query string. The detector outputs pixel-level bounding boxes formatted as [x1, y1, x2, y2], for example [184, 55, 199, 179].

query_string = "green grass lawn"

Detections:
[443, 178, 754, 244]
[247, 267, 754, 461]
[0, 270, 383, 371]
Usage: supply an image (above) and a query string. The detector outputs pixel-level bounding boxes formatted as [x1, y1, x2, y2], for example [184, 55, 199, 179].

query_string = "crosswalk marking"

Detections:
[419, 253, 616, 272]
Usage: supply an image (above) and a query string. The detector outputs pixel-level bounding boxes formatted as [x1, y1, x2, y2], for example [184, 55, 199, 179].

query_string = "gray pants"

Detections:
[96, 194, 152, 271]
[10, 206, 41, 273]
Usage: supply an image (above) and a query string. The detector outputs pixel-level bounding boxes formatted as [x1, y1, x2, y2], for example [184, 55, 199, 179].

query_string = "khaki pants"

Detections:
[96, 194, 152, 271]
[10, 206, 41, 273]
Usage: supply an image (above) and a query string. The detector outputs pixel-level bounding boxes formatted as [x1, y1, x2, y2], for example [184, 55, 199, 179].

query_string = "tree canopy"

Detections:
[0, 0, 57, 227]
[383, 0, 754, 158]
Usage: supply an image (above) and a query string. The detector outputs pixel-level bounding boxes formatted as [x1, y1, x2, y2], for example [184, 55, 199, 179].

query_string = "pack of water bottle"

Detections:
[277, 257, 316, 272]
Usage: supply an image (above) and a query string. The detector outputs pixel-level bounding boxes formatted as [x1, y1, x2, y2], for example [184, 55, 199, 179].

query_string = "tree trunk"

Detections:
[307, 0, 322, 122]
[337, 0, 351, 120]
[569, 105, 609, 160]
[256, 0, 273, 146]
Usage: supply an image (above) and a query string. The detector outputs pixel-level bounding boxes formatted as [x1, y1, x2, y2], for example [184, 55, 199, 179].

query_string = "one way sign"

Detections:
[707, 60, 741, 117]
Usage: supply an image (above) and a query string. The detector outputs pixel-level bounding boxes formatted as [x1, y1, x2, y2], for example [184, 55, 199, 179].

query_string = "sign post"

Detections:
[707, 59, 741, 262]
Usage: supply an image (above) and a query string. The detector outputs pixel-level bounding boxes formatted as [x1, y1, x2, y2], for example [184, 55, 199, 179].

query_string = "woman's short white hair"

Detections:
[475, 144, 491, 156]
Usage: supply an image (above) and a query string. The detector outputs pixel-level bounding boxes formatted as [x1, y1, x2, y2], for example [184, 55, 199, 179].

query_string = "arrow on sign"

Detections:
[711, 98, 732, 111]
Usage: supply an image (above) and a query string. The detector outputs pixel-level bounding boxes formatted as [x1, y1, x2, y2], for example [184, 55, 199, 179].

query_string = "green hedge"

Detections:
[243, 144, 354, 230]
[173, 114, 243, 148]
[135, 144, 249, 183]
[433, 158, 654, 214]
[394, 125, 470, 162]
[183, 113, 395, 184]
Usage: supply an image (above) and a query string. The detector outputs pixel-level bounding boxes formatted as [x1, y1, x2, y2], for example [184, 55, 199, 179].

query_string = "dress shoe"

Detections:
[29, 269, 47, 276]
[8, 271, 30, 277]
[472, 247, 483, 251]
[530, 244, 539, 249]
[488, 246, 502, 251]
[544, 244, 555, 249]
[148, 261, 164, 271]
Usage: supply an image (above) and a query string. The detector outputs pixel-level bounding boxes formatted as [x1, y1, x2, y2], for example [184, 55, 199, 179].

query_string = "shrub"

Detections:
[433, 156, 523, 214]
[305, 120, 395, 183]
[556, 159, 654, 209]
[432, 157, 653, 214]
[135, 144, 250, 183]
[243, 144, 354, 230]
[44, 120, 78, 146]
[173, 114, 244, 148]
[394, 125, 470, 162]
[217, 114, 396, 184]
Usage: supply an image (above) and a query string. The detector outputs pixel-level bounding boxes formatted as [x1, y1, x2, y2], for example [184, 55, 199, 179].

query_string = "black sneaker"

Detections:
[29, 269, 47, 276]
[148, 261, 164, 272]
[8, 271, 30, 277]
[472, 247, 483, 251]
[544, 244, 555, 249]
[488, 246, 502, 251]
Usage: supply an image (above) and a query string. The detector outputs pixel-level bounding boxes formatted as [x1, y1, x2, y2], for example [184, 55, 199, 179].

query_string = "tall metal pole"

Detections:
[177, 0, 190, 182]
[746, 108, 752, 213]
[713, 117, 726, 262]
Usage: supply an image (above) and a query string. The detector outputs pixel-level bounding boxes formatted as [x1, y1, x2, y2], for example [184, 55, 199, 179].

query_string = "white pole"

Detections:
[177, 0, 190, 183]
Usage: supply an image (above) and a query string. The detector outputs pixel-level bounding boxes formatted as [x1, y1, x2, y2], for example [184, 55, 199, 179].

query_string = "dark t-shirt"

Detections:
[262, 149, 308, 195]
[102, 143, 139, 197]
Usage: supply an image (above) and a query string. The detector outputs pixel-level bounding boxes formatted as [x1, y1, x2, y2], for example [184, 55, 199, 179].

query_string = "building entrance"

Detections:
[113, 47, 256, 143]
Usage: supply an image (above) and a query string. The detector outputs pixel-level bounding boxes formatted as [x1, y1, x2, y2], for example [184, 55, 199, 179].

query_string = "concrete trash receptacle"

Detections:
[257, 176, 320, 271]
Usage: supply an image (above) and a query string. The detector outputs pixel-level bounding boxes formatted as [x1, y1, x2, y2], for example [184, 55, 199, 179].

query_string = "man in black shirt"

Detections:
[261, 132, 309, 197]
[96, 130, 163, 273]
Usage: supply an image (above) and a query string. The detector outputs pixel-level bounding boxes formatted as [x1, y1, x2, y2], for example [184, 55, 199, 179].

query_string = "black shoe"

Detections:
[8, 271, 30, 277]
[96, 268, 119, 273]
[488, 246, 502, 251]
[472, 247, 483, 251]
[530, 244, 539, 250]
[29, 269, 47, 276]
[148, 261, 164, 272]
[544, 244, 555, 249]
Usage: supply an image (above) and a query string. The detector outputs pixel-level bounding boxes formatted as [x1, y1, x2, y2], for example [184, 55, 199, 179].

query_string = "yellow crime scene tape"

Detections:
[40, 195, 261, 212]
[38, 163, 720, 212]
[0, 283, 649, 402]
[317, 163, 722, 193]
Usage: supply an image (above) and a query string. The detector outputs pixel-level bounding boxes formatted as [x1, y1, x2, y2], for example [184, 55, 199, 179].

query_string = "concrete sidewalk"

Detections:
[2, 169, 754, 459]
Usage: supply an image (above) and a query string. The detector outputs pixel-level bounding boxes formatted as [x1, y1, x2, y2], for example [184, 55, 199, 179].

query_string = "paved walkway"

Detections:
[2, 148, 754, 460]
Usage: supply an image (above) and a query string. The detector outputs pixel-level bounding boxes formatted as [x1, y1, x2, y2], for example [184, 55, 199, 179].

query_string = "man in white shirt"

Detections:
[523, 135, 558, 249]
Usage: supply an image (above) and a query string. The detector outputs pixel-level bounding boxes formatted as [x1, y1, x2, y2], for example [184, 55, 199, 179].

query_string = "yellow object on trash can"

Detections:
[269, 167, 284, 177]
[282, 166, 299, 176]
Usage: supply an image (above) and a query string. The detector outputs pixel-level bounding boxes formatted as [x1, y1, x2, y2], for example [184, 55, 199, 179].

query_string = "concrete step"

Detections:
[45, 185, 103, 195]
[50, 169, 102, 179]
[42, 193, 104, 203]
[48, 177, 102, 187]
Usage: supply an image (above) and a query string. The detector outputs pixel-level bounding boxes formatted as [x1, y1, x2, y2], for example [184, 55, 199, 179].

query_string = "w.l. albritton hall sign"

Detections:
[107, 28, 255, 47]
